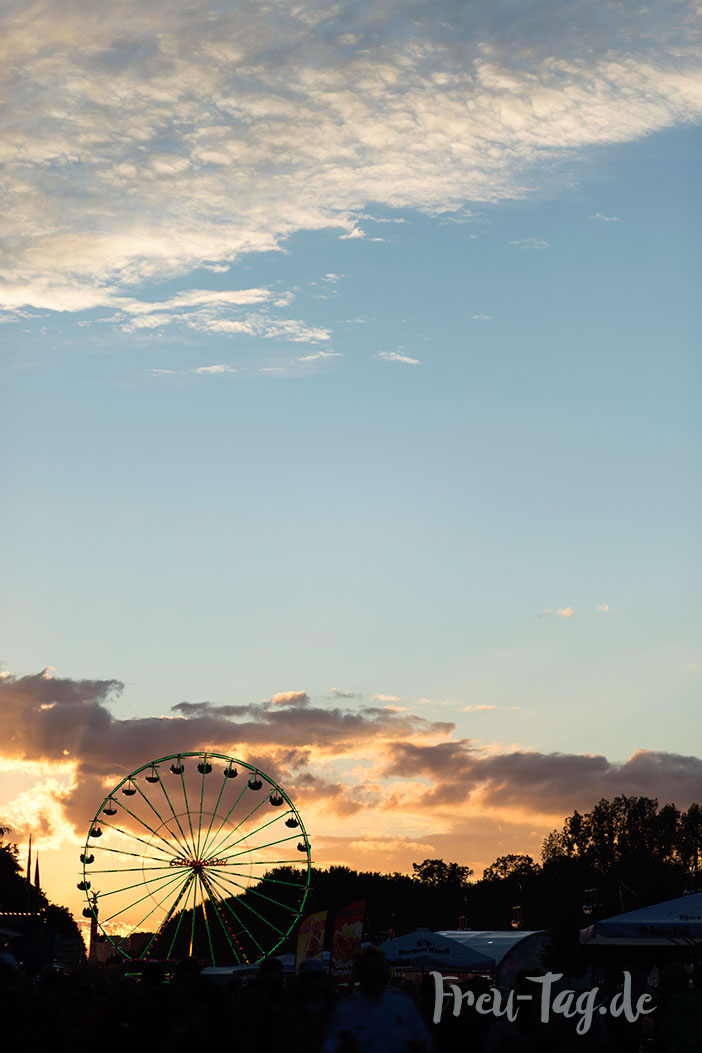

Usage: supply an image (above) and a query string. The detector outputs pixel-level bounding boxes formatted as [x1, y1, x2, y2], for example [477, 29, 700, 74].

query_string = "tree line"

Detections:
[2, 796, 699, 964]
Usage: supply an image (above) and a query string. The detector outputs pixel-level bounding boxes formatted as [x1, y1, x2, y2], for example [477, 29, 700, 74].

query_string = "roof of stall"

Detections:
[380, 928, 495, 970]
[580, 893, 702, 946]
[436, 930, 548, 965]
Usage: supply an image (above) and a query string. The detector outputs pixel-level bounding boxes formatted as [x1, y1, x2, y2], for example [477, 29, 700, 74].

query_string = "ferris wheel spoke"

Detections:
[98, 867, 190, 926]
[180, 768, 198, 856]
[139, 870, 195, 960]
[110, 795, 185, 860]
[205, 808, 293, 863]
[223, 857, 308, 866]
[162, 871, 197, 960]
[216, 832, 304, 863]
[131, 778, 193, 858]
[154, 768, 194, 855]
[203, 870, 267, 957]
[197, 878, 216, 966]
[95, 869, 187, 900]
[198, 872, 243, 964]
[198, 780, 248, 861]
[198, 769, 229, 863]
[87, 865, 177, 874]
[119, 868, 195, 951]
[204, 793, 271, 861]
[188, 866, 199, 957]
[213, 866, 305, 889]
[206, 870, 287, 936]
[88, 843, 174, 865]
[207, 868, 301, 915]
[93, 817, 181, 859]
[195, 758, 208, 859]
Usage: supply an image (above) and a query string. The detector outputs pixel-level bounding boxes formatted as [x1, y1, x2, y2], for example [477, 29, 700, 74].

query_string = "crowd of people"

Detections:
[1, 942, 701, 1052]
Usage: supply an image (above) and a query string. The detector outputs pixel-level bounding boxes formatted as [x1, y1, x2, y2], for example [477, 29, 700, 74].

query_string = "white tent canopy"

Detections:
[380, 927, 495, 971]
[579, 893, 702, 947]
[437, 930, 548, 987]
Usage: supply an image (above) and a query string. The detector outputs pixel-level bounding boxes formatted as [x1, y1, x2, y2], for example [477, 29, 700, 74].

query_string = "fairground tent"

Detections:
[380, 928, 494, 971]
[437, 930, 548, 988]
[579, 893, 702, 947]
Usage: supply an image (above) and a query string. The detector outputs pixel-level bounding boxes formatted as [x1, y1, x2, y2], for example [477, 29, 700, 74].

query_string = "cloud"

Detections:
[376, 351, 422, 365]
[596, 603, 610, 613]
[270, 691, 310, 707]
[383, 740, 702, 814]
[117, 296, 332, 344]
[1, 0, 699, 320]
[346, 837, 435, 855]
[509, 239, 549, 250]
[192, 364, 237, 374]
[472, 314, 492, 320]
[462, 705, 523, 712]
[149, 364, 238, 377]
[0, 668, 450, 770]
[330, 688, 358, 699]
[296, 350, 342, 362]
[372, 694, 403, 704]
[556, 607, 574, 618]
[590, 213, 621, 222]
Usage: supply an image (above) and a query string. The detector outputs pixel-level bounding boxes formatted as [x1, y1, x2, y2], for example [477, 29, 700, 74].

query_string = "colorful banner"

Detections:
[330, 900, 366, 980]
[295, 909, 327, 971]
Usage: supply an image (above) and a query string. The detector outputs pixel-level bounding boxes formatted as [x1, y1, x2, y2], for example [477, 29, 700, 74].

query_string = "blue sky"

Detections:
[1, 0, 700, 921]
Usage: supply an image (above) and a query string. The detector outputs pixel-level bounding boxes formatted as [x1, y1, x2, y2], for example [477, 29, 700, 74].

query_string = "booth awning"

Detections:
[380, 927, 495, 970]
[579, 892, 702, 946]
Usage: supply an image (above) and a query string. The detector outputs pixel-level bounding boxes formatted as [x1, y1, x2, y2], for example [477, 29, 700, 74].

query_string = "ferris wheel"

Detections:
[79, 751, 311, 965]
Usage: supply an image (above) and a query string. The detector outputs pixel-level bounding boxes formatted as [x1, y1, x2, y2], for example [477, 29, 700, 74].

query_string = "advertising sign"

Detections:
[295, 909, 327, 970]
[330, 899, 366, 980]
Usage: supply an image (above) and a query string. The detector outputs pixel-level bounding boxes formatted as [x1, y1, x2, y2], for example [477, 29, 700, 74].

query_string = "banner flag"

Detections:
[330, 899, 366, 980]
[295, 909, 327, 971]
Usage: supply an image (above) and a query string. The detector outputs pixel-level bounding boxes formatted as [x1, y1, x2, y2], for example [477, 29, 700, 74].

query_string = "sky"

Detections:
[1, 0, 701, 935]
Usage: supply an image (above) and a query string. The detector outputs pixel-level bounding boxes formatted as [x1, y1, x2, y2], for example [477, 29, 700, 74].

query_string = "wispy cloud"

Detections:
[596, 603, 610, 613]
[509, 238, 549, 250]
[192, 364, 237, 374]
[462, 704, 524, 712]
[296, 350, 342, 362]
[590, 213, 621, 222]
[0, 0, 698, 321]
[376, 350, 422, 365]
[149, 364, 237, 377]
[472, 314, 492, 320]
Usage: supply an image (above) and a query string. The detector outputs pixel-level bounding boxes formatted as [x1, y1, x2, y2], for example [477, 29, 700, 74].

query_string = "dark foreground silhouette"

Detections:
[1, 945, 700, 1053]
